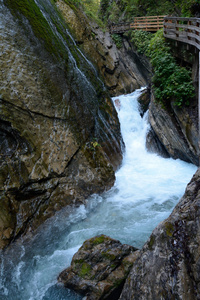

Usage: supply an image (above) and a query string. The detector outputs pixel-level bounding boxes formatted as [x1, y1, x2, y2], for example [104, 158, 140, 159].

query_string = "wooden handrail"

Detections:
[163, 17, 200, 50]
[110, 15, 166, 34]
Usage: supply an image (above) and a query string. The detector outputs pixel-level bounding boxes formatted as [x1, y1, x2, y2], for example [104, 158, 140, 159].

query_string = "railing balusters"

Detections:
[110, 15, 165, 34]
[163, 17, 200, 50]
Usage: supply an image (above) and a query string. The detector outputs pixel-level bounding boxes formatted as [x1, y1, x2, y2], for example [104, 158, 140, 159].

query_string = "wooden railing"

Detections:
[130, 15, 165, 31]
[110, 15, 165, 34]
[110, 22, 131, 34]
[163, 17, 200, 50]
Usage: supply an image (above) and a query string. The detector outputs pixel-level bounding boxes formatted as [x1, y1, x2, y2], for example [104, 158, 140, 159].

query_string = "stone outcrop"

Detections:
[119, 167, 200, 300]
[58, 234, 139, 300]
[148, 94, 199, 165]
[0, 1, 123, 249]
[56, 0, 147, 96]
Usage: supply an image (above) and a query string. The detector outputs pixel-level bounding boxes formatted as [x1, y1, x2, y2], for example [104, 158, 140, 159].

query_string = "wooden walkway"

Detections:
[110, 16, 165, 34]
[163, 17, 200, 50]
[163, 16, 200, 158]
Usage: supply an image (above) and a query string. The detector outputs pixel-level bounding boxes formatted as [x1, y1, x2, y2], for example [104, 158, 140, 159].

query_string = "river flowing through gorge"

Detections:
[0, 88, 197, 300]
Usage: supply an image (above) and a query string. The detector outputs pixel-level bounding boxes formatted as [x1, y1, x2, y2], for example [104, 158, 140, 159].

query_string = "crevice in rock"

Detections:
[0, 98, 69, 122]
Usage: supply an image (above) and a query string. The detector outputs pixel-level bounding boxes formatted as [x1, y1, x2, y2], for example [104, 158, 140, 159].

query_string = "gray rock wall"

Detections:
[0, 1, 123, 249]
[148, 94, 199, 165]
[56, 0, 147, 96]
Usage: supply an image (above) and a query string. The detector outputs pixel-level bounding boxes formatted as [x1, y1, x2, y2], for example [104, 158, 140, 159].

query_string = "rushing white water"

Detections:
[0, 89, 197, 300]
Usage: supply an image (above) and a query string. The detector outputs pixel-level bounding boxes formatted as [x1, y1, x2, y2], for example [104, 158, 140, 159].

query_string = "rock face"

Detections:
[119, 168, 200, 300]
[148, 94, 199, 165]
[0, 1, 123, 249]
[58, 234, 139, 300]
[56, 0, 147, 96]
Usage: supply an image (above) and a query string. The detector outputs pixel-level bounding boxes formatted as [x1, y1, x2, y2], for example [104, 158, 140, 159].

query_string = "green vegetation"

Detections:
[82, 0, 105, 27]
[64, 0, 104, 27]
[148, 234, 155, 250]
[148, 30, 195, 107]
[102, 250, 116, 261]
[164, 221, 174, 237]
[111, 34, 123, 48]
[128, 30, 152, 54]
[99, 0, 199, 24]
[79, 262, 92, 277]
[127, 29, 195, 107]
[91, 235, 107, 245]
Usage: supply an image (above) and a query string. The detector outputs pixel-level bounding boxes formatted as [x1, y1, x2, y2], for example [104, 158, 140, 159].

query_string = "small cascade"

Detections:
[0, 88, 197, 300]
[33, 0, 97, 93]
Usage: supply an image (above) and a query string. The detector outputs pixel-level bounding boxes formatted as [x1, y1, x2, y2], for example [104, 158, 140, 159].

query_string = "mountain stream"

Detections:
[0, 88, 197, 300]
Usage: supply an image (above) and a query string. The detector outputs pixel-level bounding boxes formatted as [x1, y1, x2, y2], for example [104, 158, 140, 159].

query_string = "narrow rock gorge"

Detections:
[1, 0, 200, 299]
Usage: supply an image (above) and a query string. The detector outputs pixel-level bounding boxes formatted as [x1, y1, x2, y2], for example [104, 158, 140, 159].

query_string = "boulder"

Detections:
[58, 234, 139, 300]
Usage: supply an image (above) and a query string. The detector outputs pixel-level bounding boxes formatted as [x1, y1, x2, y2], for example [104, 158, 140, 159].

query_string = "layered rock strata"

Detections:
[0, 0, 123, 249]
[56, 0, 147, 96]
[148, 94, 199, 165]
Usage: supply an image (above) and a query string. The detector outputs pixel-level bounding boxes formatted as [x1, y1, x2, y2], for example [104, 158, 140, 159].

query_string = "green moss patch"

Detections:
[148, 234, 155, 250]
[79, 262, 92, 278]
[5, 0, 67, 59]
[91, 235, 108, 246]
[164, 221, 174, 237]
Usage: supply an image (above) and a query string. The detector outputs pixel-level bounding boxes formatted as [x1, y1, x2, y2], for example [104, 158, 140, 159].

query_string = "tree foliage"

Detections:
[99, 0, 199, 24]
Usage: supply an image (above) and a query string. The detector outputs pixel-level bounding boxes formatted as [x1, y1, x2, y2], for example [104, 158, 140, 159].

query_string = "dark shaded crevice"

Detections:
[167, 103, 199, 165]
[7, 144, 82, 198]
[12, 190, 54, 241]
[0, 119, 33, 159]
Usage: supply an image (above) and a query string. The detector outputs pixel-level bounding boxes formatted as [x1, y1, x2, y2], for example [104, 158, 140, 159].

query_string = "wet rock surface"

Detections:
[0, 1, 123, 249]
[56, 0, 147, 96]
[148, 94, 199, 165]
[119, 167, 200, 300]
[58, 234, 139, 300]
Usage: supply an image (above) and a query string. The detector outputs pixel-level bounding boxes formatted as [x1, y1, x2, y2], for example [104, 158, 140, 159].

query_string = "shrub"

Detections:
[129, 30, 152, 54]
[148, 30, 195, 107]
[111, 34, 123, 48]
[131, 29, 195, 107]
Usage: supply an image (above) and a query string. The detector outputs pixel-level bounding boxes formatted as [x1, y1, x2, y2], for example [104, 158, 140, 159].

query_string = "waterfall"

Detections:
[0, 88, 197, 300]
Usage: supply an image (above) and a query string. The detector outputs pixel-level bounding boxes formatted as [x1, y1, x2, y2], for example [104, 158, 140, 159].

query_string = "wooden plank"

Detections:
[132, 24, 163, 28]
[135, 15, 166, 19]
[164, 33, 200, 50]
[171, 24, 200, 33]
